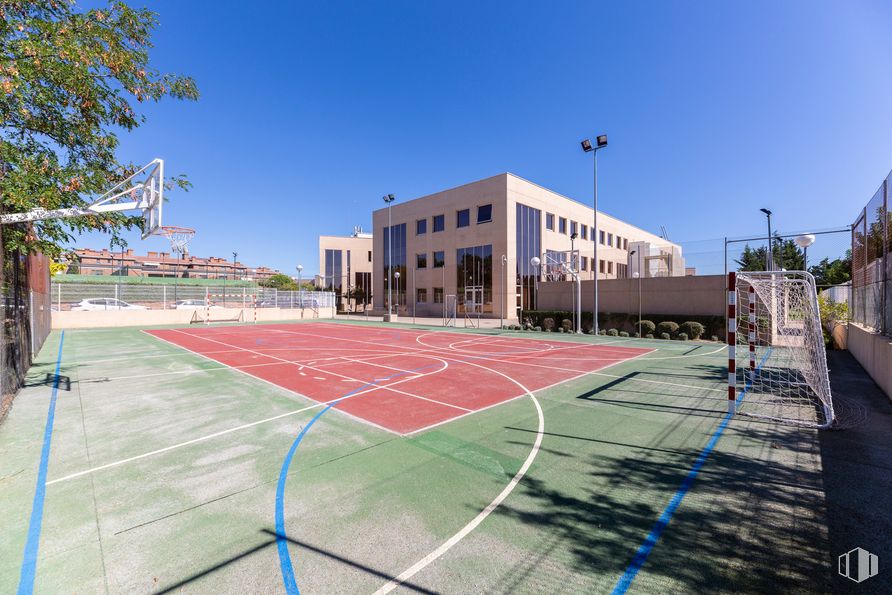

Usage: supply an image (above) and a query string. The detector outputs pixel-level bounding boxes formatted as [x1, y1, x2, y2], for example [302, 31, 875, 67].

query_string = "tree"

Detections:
[260, 273, 297, 290]
[809, 250, 851, 287]
[0, 1, 199, 257]
[736, 236, 805, 272]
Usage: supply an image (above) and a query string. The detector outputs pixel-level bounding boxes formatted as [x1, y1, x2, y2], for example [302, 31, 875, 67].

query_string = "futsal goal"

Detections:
[727, 271, 835, 428]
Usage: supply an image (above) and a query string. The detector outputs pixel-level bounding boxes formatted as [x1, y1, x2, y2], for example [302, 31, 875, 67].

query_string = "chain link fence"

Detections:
[50, 281, 336, 312]
[851, 170, 891, 336]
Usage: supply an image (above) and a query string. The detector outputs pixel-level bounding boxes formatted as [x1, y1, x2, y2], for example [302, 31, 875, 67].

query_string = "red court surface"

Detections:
[146, 323, 653, 434]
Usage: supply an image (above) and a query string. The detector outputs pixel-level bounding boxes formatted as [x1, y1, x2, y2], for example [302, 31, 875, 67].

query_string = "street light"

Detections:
[794, 234, 815, 271]
[528, 256, 541, 327]
[570, 231, 578, 321]
[296, 264, 303, 310]
[383, 193, 396, 318]
[582, 133, 608, 334]
[633, 272, 641, 337]
[394, 270, 401, 317]
[500, 254, 507, 329]
[760, 208, 773, 270]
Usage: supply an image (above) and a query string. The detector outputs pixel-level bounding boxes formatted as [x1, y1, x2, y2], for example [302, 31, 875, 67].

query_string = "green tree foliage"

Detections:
[736, 237, 805, 272]
[0, 1, 199, 256]
[808, 250, 851, 287]
[260, 273, 297, 290]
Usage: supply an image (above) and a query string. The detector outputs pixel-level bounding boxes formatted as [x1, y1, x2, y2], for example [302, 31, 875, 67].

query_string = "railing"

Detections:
[50, 281, 336, 312]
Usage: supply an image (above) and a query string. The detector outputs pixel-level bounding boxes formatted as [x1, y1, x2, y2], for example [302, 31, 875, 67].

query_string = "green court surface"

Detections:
[0, 320, 846, 593]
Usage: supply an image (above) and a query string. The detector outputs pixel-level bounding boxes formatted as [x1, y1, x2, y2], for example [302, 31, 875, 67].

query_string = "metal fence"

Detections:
[851, 170, 892, 336]
[50, 281, 336, 311]
[2, 227, 52, 410]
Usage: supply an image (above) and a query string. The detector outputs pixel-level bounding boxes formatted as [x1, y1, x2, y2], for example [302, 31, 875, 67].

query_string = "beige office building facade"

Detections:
[371, 173, 684, 320]
[317, 228, 373, 310]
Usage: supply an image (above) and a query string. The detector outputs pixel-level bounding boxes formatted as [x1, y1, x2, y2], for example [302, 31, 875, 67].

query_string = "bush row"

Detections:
[519, 311, 722, 341]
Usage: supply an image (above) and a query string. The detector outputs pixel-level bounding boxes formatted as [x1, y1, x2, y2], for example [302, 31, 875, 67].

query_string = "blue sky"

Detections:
[74, 0, 892, 276]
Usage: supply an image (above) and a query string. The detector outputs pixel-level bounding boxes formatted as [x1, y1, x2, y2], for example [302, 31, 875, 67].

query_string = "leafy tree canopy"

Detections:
[735, 237, 804, 272]
[809, 250, 851, 287]
[0, 1, 199, 257]
[260, 273, 297, 290]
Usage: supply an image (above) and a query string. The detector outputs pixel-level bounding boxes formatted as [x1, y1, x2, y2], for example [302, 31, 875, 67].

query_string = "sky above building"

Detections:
[73, 0, 892, 276]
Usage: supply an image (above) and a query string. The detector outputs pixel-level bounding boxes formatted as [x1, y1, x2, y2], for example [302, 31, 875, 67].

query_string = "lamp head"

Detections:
[570, 232, 578, 240]
[580, 139, 593, 152]
[794, 234, 815, 249]
[297, 264, 303, 272]
[530, 256, 541, 267]
[633, 272, 639, 278]
[760, 208, 772, 216]
[394, 271, 400, 279]
[596, 134, 608, 148]
[383, 194, 395, 203]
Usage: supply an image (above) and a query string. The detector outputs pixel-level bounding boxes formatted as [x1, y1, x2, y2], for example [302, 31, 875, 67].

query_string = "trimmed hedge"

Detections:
[657, 321, 679, 336]
[522, 311, 725, 341]
[677, 332, 688, 341]
[660, 332, 671, 340]
[679, 321, 704, 340]
[606, 328, 618, 336]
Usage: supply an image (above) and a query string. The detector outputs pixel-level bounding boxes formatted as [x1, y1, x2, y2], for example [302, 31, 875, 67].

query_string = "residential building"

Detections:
[371, 173, 684, 320]
[317, 226, 374, 310]
[70, 248, 281, 281]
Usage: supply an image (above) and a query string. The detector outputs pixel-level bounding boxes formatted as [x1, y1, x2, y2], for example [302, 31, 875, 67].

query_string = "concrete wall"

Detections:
[536, 274, 726, 316]
[52, 307, 336, 329]
[847, 324, 892, 401]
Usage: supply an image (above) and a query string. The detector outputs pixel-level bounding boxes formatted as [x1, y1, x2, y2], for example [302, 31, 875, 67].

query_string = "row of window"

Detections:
[415, 251, 445, 269]
[416, 205, 493, 236]
[415, 287, 445, 303]
[544, 213, 630, 250]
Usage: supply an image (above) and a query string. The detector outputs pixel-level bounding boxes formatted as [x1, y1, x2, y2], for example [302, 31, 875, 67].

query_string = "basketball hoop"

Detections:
[159, 226, 195, 256]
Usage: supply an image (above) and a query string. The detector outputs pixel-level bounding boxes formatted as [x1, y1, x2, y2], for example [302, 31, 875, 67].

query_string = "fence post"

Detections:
[243, 287, 246, 309]
[29, 290, 35, 358]
[163, 285, 167, 310]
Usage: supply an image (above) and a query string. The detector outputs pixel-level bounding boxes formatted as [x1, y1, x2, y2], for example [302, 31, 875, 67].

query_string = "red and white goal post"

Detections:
[189, 289, 254, 325]
[727, 271, 835, 428]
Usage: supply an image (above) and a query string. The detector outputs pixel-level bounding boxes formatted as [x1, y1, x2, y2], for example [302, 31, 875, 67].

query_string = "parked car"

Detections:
[169, 299, 221, 310]
[71, 298, 148, 311]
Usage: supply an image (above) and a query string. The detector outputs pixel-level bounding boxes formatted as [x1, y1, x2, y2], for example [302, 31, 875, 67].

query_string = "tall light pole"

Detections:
[633, 272, 641, 337]
[760, 208, 773, 270]
[296, 264, 303, 308]
[383, 194, 395, 318]
[394, 270, 401, 317]
[582, 134, 608, 334]
[529, 256, 541, 327]
[794, 234, 815, 271]
[570, 231, 578, 330]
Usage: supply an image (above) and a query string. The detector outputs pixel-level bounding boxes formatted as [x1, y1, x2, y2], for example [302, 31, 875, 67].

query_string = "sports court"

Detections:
[3, 318, 877, 594]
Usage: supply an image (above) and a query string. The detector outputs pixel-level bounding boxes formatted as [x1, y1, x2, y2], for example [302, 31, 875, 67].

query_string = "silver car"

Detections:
[71, 298, 148, 311]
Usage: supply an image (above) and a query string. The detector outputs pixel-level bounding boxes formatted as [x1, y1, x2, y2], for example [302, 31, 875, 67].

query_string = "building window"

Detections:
[433, 251, 445, 268]
[623, 238, 628, 250]
[324, 249, 343, 294]
[383, 223, 407, 308]
[368, 250, 372, 262]
[416, 219, 427, 235]
[559, 217, 567, 234]
[516, 203, 542, 314]
[433, 214, 445, 232]
[607, 233, 613, 247]
[477, 204, 492, 223]
[616, 263, 627, 278]
[608, 261, 614, 274]
[570, 221, 578, 237]
[615, 235, 621, 249]
[581, 256, 588, 271]
[457, 244, 493, 314]
[546, 213, 555, 231]
[433, 287, 444, 304]
[581, 224, 588, 240]
[599, 259, 605, 274]
[457, 209, 470, 228]
[416, 288, 427, 303]
[416, 253, 427, 268]
[600, 230, 605, 245]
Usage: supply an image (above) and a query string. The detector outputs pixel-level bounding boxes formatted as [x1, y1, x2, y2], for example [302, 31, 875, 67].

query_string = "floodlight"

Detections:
[596, 134, 608, 148]
[530, 256, 541, 267]
[383, 194, 395, 203]
[760, 208, 772, 216]
[581, 139, 593, 152]
[570, 232, 578, 240]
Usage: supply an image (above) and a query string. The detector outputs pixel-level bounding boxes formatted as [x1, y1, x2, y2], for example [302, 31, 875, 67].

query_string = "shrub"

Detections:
[646, 333, 654, 339]
[660, 332, 671, 340]
[606, 328, 619, 336]
[638, 320, 656, 335]
[619, 331, 629, 337]
[561, 319, 573, 332]
[534, 326, 542, 332]
[558, 327, 565, 333]
[599, 329, 607, 336]
[677, 332, 688, 341]
[657, 321, 679, 336]
[679, 321, 704, 340]
[632, 332, 640, 338]
[711, 335, 719, 342]
[543, 317, 555, 331]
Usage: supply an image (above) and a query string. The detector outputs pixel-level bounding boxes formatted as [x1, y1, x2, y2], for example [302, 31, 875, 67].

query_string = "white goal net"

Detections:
[729, 271, 834, 428]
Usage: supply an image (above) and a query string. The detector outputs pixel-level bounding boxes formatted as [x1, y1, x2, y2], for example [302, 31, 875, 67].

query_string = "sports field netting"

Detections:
[0, 320, 841, 593]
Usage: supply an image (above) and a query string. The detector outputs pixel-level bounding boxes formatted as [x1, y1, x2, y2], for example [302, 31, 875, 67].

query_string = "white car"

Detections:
[170, 299, 222, 310]
[71, 298, 148, 311]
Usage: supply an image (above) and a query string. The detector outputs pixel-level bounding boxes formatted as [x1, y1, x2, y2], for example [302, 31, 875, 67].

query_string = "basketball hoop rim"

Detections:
[158, 225, 196, 237]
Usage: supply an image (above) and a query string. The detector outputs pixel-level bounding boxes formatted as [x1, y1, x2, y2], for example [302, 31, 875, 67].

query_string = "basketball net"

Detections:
[159, 226, 195, 256]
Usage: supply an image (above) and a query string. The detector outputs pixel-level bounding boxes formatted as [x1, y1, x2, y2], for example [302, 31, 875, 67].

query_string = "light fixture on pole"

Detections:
[528, 256, 541, 327]
[633, 271, 641, 337]
[582, 133, 608, 334]
[760, 208, 773, 271]
[394, 270, 401, 317]
[383, 193, 396, 318]
[794, 234, 815, 271]
[500, 254, 507, 330]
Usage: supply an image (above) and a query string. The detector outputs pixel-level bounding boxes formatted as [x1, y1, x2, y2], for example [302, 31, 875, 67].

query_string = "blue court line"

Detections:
[611, 348, 771, 595]
[17, 331, 65, 595]
[275, 363, 439, 595]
